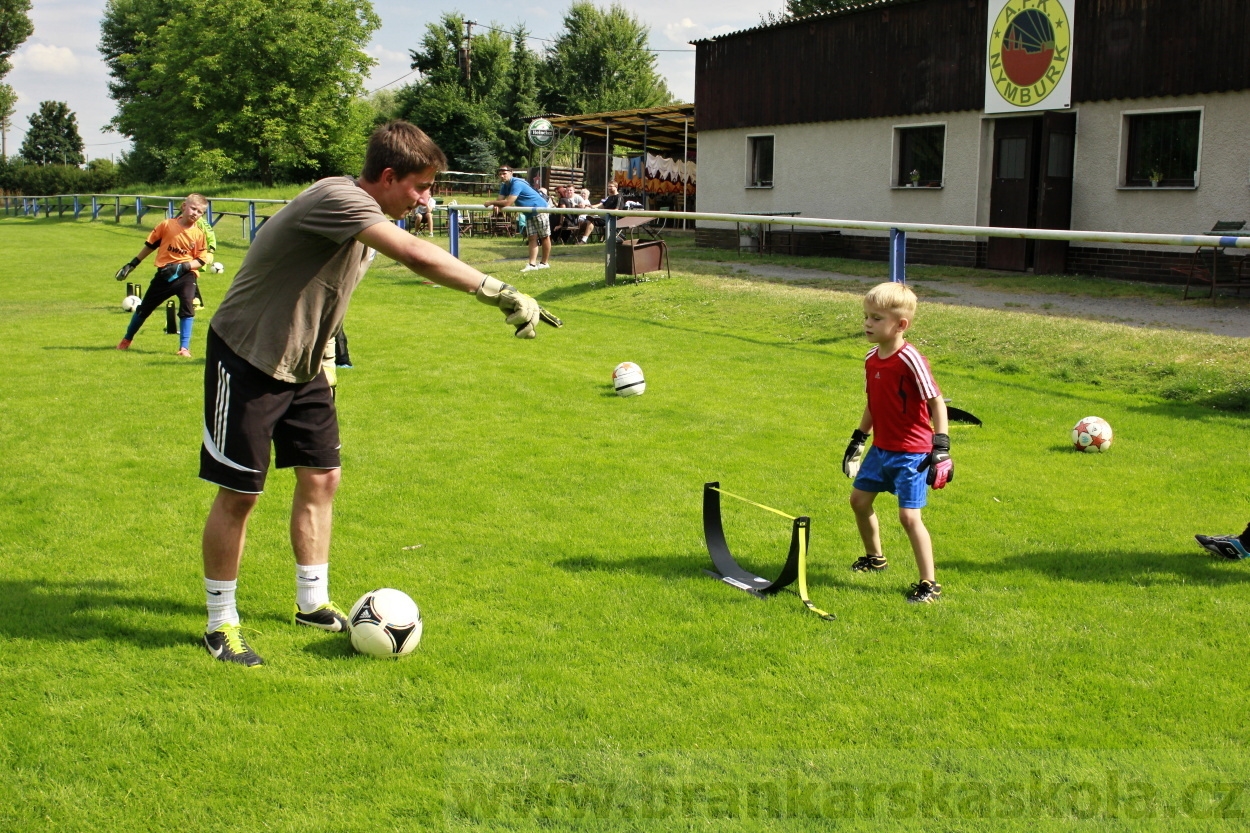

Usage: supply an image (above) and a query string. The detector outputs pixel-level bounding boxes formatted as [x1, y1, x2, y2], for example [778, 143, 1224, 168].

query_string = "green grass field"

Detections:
[2, 213, 1249, 831]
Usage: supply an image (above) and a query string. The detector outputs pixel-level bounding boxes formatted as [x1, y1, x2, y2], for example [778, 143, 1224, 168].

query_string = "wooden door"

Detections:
[986, 116, 1042, 271]
[1033, 111, 1078, 274]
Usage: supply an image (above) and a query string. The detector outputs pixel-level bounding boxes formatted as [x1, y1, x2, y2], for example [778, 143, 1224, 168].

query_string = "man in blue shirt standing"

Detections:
[486, 165, 551, 272]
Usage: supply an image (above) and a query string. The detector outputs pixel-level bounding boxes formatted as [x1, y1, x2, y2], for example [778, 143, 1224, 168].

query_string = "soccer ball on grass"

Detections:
[1072, 416, 1113, 452]
[349, 588, 423, 657]
[613, 362, 645, 396]
[210, 261, 225, 273]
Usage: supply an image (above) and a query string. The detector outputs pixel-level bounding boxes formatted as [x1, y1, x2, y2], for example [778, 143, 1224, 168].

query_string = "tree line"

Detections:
[89, 0, 670, 186]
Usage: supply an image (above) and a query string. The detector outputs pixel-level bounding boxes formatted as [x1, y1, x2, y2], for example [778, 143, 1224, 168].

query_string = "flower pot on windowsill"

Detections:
[1150, 180, 1160, 188]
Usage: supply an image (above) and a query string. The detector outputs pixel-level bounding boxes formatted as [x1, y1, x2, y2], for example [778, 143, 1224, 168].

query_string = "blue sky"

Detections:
[3, 0, 780, 160]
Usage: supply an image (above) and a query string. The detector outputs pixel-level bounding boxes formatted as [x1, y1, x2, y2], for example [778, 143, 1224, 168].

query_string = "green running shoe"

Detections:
[203, 624, 264, 667]
[294, 602, 350, 632]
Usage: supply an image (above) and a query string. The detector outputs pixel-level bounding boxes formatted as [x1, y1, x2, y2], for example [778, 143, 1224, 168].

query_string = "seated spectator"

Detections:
[552, 185, 579, 244]
[572, 188, 595, 244]
[412, 195, 436, 236]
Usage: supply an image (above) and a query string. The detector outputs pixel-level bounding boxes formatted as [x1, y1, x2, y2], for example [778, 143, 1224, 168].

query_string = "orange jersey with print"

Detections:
[146, 217, 207, 269]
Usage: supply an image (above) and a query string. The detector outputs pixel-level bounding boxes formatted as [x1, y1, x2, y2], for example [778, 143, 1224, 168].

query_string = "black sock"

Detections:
[1240, 523, 1250, 547]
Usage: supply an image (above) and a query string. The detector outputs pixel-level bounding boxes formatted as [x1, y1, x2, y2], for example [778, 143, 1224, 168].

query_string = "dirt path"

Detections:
[721, 262, 1250, 338]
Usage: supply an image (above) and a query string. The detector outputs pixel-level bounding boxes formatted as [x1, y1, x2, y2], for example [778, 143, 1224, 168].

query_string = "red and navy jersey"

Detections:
[864, 342, 941, 453]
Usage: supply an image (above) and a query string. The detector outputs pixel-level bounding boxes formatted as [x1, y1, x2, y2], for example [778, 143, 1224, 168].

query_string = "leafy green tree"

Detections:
[0, 0, 34, 76]
[399, 13, 522, 171]
[100, 0, 380, 184]
[19, 100, 84, 165]
[500, 27, 540, 166]
[540, 2, 672, 116]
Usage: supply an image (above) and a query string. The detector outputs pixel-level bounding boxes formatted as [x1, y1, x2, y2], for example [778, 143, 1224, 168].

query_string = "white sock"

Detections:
[296, 563, 330, 613]
[205, 578, 238, 633]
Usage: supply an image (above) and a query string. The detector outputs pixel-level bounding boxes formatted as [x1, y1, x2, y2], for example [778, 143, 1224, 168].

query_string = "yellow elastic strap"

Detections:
[709, 487, 795, 520]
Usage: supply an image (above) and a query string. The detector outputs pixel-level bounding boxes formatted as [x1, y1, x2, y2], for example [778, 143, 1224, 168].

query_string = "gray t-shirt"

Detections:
[211, 177, 387, 382]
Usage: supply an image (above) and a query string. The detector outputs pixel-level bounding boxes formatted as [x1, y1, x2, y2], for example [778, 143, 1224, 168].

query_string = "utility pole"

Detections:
[462, 20, 476, 89]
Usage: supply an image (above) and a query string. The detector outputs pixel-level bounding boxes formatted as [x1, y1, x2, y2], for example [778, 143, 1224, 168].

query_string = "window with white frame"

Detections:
[895, 124, 945, 187]
[1123, 109, 1201, 187]
[747, 135, 774, 187]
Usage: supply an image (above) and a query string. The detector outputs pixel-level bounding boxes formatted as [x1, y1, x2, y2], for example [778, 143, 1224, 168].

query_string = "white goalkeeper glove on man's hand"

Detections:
[475, 276, 541, 339]
[843, 429, 869, 478]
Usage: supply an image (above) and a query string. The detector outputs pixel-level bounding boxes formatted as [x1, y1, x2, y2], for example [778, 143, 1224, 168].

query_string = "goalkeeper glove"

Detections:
[918, 433, 953, 489]
[115, 258, 140, 281]
[475, 276, 541, 339]
[842, 429, 869, 478]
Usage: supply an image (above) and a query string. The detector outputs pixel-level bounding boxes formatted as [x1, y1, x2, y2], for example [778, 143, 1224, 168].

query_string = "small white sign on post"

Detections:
[984, 0, 1074, 114]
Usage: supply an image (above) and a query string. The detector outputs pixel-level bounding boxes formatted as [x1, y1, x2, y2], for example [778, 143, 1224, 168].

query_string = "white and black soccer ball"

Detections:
[210, 261, 225, 274]
[122, 294, 142, 312]
[1072, 416, 1113, 453]
[613, 362, 645, 397]
[349, 588, 423, 657]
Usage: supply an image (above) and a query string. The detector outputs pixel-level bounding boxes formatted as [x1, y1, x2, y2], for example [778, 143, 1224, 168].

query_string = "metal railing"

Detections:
[9, 192, 1247, 285]
[1, 193, 289, 241]
[441, 203, 1250, 285]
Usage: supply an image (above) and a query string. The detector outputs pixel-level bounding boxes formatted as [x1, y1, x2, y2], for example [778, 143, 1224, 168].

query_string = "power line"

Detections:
[367, 68, 420, 94]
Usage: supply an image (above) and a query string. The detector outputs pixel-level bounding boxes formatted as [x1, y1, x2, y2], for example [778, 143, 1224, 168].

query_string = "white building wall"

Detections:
[1069, 91, 1250, 237]
[698, 90, 1250, 242]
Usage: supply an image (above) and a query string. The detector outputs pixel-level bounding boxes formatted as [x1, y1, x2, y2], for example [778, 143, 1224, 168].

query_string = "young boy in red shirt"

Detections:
[842, 282, 952, 603]
[114, 194, 209, 357]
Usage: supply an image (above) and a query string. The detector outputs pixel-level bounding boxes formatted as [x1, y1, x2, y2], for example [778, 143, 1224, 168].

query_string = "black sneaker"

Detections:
[906, 580, 942, 604]
[203, 624, 264, 667]
[294, 602, 350, 632]
[1195, 534, 1250, 560]
[851, 554, 888, 572]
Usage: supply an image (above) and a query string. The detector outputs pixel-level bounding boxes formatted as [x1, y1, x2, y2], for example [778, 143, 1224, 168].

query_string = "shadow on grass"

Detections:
[944, 549, 1249, 586]
[552, 553, 901, 596]
[0, 579, 201, 647]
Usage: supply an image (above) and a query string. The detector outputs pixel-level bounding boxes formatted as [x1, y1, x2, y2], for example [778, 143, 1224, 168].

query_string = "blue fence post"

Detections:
[448, 209, 460, 258]
[604, 213, 617, 286]
[73, 195, 81, 220]
[92, 196, 100, 221]
[248, 202, 257, 241]
[135, 197, 144, 224]
[889, 227, 907, 284]
[167, 199, 175, 219]
[206, 199, 214, 227]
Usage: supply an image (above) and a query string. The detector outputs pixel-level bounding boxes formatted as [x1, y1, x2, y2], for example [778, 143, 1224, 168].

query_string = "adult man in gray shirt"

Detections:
[199, 121, 543, 666]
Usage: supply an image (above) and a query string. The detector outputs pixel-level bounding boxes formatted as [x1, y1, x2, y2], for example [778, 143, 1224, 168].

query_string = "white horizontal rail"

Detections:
[444, 204, 1250, 249]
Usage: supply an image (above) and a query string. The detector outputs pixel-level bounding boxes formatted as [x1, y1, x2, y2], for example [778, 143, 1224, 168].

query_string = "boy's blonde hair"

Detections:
[864, 281, 918, 319]
[185, 193, 208, 208]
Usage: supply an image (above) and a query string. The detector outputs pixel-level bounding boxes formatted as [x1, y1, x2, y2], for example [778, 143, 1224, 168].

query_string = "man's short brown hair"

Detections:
[361, 121, 448, 182]
[185, 193, 208, 208]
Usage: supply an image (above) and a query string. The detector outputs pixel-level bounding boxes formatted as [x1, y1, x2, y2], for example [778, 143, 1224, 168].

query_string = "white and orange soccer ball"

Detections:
[1072, 416, 1113, 452]
[612, 362, 645, 396]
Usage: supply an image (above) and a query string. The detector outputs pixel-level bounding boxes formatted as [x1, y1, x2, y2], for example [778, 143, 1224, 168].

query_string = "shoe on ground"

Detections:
[906, 580, 942, 604]
[177, 347, 192, 358]
[1196, 534, 1250, 560]
[203, 624, 264, 666]
[521, 263, 539, 272]
[117, 339, 132, 350]
[335, 362, 353, 369]
[294, 601, 350, 632]
[851, 554, 888, 572]
[535, 262, 550, 269]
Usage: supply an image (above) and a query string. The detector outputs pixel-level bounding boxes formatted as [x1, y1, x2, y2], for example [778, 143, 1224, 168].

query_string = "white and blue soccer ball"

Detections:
[613, 362, 645, 396]
[210, 261, 225, 273]
[122, 295, 142, 312]
[349, 588, 423, 657]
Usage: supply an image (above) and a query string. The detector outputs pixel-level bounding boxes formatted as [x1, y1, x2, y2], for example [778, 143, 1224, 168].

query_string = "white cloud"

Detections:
[664, 17, 703, 45]
[13, 43, 82, 76]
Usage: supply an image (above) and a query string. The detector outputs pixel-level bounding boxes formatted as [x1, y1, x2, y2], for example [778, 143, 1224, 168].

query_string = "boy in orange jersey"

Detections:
[114, 194, 209, 357]
[841, 282, 952, 603]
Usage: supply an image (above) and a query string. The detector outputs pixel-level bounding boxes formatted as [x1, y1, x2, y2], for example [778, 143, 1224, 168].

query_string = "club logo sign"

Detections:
[527, 118, 556, 148]
[985, 0, 1073, 114]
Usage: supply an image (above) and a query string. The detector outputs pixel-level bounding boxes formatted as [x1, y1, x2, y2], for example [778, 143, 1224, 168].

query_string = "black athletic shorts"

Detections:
[199, 327, 341, 494]
[140, 271, 198, 319]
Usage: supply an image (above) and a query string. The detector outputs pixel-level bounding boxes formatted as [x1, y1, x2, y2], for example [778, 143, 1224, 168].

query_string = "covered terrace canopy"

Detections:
[547, 103, 696, 156]
[546, 103, 696, 200]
